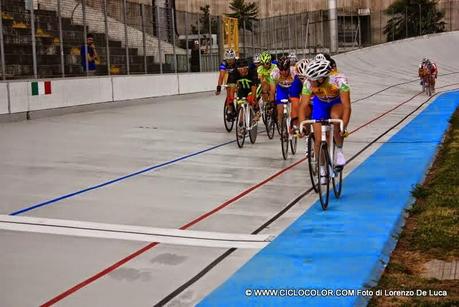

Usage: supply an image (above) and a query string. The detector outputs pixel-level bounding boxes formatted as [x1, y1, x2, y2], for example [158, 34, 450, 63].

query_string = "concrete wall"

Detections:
[112, 74, 179, 101]
[178, 72, 217, 94]
[0, 83, 8, 115]
[1, 72, 218, 117]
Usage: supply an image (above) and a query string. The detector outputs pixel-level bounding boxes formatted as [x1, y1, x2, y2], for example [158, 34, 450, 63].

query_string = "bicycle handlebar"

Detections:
[300, 119, 345, 133]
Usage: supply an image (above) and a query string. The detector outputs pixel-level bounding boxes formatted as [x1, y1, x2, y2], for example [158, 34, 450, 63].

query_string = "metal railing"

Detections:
[1, 0, 458, 80]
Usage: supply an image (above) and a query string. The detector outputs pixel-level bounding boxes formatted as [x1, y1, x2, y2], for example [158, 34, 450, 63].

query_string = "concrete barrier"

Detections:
[7, 78, 113, 114]
[178, 72, 218, 94]
[0, 83, 8, 115]
[112, 74, 179, 101]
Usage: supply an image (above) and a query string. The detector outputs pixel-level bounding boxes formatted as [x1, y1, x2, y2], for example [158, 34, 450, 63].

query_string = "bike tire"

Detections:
[265, 104, 275, 139]
[318, 142, 330, 210]
[249, 107, 258, 144]
[332, 144, 343, 198]
[307, 133, 319, 193]
[223, 102, 234, 132]
[280, 116, 289, 160]
[236, 107, 246, 148]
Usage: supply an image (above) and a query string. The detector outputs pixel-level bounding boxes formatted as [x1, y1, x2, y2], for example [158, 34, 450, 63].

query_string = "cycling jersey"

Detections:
[235, 67, 259, 99]
[302, 73, 350, 120]
[219, 60, 237, 73]
[302, 73, 350, 102]
[419, 63, 438, 78]
[257, 64, 278, 84]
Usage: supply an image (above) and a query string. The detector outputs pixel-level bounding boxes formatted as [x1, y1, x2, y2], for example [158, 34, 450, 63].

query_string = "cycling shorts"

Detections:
[311, 96, 341, 120]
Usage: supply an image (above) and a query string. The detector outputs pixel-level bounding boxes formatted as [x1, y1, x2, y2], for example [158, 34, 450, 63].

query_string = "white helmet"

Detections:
[224, 49, 236, 60]
[296, 58, 311, 77]
[315, 53, 327, 61]
[287, 52, 298, 63]
[305, 59, 332, 80]
[253, 53, 261, 64]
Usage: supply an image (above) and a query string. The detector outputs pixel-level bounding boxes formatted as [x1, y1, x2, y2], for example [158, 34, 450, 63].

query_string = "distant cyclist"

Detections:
[418, 58, 438, 92]
[316, 53, 337, 73]
[257, 51, 278, 106]
[299, 59, 352, 183]
[216, 49, 238, 118]
[235, 58, 260, 116]
[270, 56, 301, 130]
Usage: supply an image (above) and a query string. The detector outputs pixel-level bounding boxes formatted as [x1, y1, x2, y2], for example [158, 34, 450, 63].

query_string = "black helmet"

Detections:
[237, 58, 249, 68]
[278, 56, 291, 71]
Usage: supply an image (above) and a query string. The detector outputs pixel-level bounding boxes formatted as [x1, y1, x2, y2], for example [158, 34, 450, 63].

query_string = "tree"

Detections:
[384, 0, 446, 41]
[226, 0, 259, 32]
[191, 5, 218, 34]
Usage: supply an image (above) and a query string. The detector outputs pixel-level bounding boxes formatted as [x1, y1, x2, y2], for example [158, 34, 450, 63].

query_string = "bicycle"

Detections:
[223, 85, 237, 132]
[300, 118, 345, 210]
[420, 69, 434, 97]
[235, 97, 258, 148]
[279, 99, 298, 160]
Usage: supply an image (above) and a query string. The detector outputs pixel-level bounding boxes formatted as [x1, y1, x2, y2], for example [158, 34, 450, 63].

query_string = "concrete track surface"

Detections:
[1, 32, 459, 307]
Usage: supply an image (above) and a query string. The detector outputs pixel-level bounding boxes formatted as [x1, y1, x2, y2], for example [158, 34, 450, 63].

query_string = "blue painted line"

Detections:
[198, 91, 459, 307]
[10, 139, 235, 216]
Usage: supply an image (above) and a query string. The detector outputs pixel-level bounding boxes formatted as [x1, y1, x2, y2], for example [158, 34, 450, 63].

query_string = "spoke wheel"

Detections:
[236, 107, 246, 148]
[223, 102, 234, 132]
[280, 116, 289, 160]
[307, 133, 319, 193]
[249, 107, 258, 144]
[318, 142, 330, 210]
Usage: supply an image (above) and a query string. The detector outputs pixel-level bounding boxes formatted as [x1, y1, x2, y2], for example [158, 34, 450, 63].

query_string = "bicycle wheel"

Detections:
[332, 144, 343, 198]
[249, 107, 258, 144]
[280, 116, 289, 160]
[260, 97, 267, 126]
[236, 107, 246, 148]
[307, 133, 319, 193]
[318, 142, 330, 210]
[223, 102, 234, 132]
[265, 103, 275, 139]
[426, 81, 432, 96]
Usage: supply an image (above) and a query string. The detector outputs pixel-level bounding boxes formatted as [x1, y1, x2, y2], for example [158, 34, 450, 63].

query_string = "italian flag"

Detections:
[31, 81, 52, 96]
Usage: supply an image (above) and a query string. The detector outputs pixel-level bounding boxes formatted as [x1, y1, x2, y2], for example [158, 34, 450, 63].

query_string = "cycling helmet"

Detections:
[305, 59, 332, 80]
[315, 53, 327, 61]
[277, 56, 291, 71]
[296, 58, 311, 77]
[287, 52, 298, 63]
[259, 51, 272, 65]
[253, 53, 261, 64]
[224, 49, 236, 60]
[237, 58, 249, 67]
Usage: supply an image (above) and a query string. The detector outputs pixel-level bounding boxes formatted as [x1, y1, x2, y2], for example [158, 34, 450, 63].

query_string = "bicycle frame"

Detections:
[300, 119, 344, 176]
[237, 98, 257, 131]
[281, 99, 292, 138]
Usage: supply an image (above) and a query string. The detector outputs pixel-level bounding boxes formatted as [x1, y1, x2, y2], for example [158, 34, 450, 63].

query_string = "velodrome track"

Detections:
[1, 32, 459, 306]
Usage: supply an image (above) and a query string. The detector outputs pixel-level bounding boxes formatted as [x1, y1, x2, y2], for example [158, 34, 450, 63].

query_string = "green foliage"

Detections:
[226, 0, 259, 32]
[384, 0, 446, 41]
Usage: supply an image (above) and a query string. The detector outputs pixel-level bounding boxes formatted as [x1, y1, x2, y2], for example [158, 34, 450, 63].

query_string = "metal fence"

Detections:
[1, 0, 459, 80]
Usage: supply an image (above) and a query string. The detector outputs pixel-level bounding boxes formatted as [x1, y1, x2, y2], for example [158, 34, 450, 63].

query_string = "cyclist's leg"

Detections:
[276, 85, 289, 126]
[330, 101, 346, 166]
[225, 85, 236, 113]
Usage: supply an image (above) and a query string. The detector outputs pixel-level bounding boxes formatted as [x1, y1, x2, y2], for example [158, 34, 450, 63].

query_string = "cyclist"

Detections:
[269, 56, 300, 130]
[418, 58, 438, 92]
[257, 51, 278, 105]
[235, 58, 260, 120]
[300, 59, 351, 183]
[216, 49, 238, 118]
[296, 58, 313, 133]
[316, 53, 337, 73]
[287, 52, 298, 66]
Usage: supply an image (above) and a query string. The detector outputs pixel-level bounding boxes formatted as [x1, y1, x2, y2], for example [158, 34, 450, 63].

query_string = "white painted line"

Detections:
[0, 215, 274, 249]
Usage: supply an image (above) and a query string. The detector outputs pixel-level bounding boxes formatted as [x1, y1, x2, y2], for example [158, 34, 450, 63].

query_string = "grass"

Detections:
[369, 108, 459, 306]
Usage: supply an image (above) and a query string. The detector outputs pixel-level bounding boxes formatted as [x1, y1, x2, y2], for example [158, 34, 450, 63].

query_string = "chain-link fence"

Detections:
[1, 0, 459, 80]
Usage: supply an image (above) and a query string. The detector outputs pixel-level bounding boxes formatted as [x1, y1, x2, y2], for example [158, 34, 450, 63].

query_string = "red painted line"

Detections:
[40, 242, 158, 307]
[41, 83, 459, 306]
[40, 157, 307, 306]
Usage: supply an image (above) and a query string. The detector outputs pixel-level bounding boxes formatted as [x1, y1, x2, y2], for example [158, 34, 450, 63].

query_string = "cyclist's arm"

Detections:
[217, 70, 226, 87]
